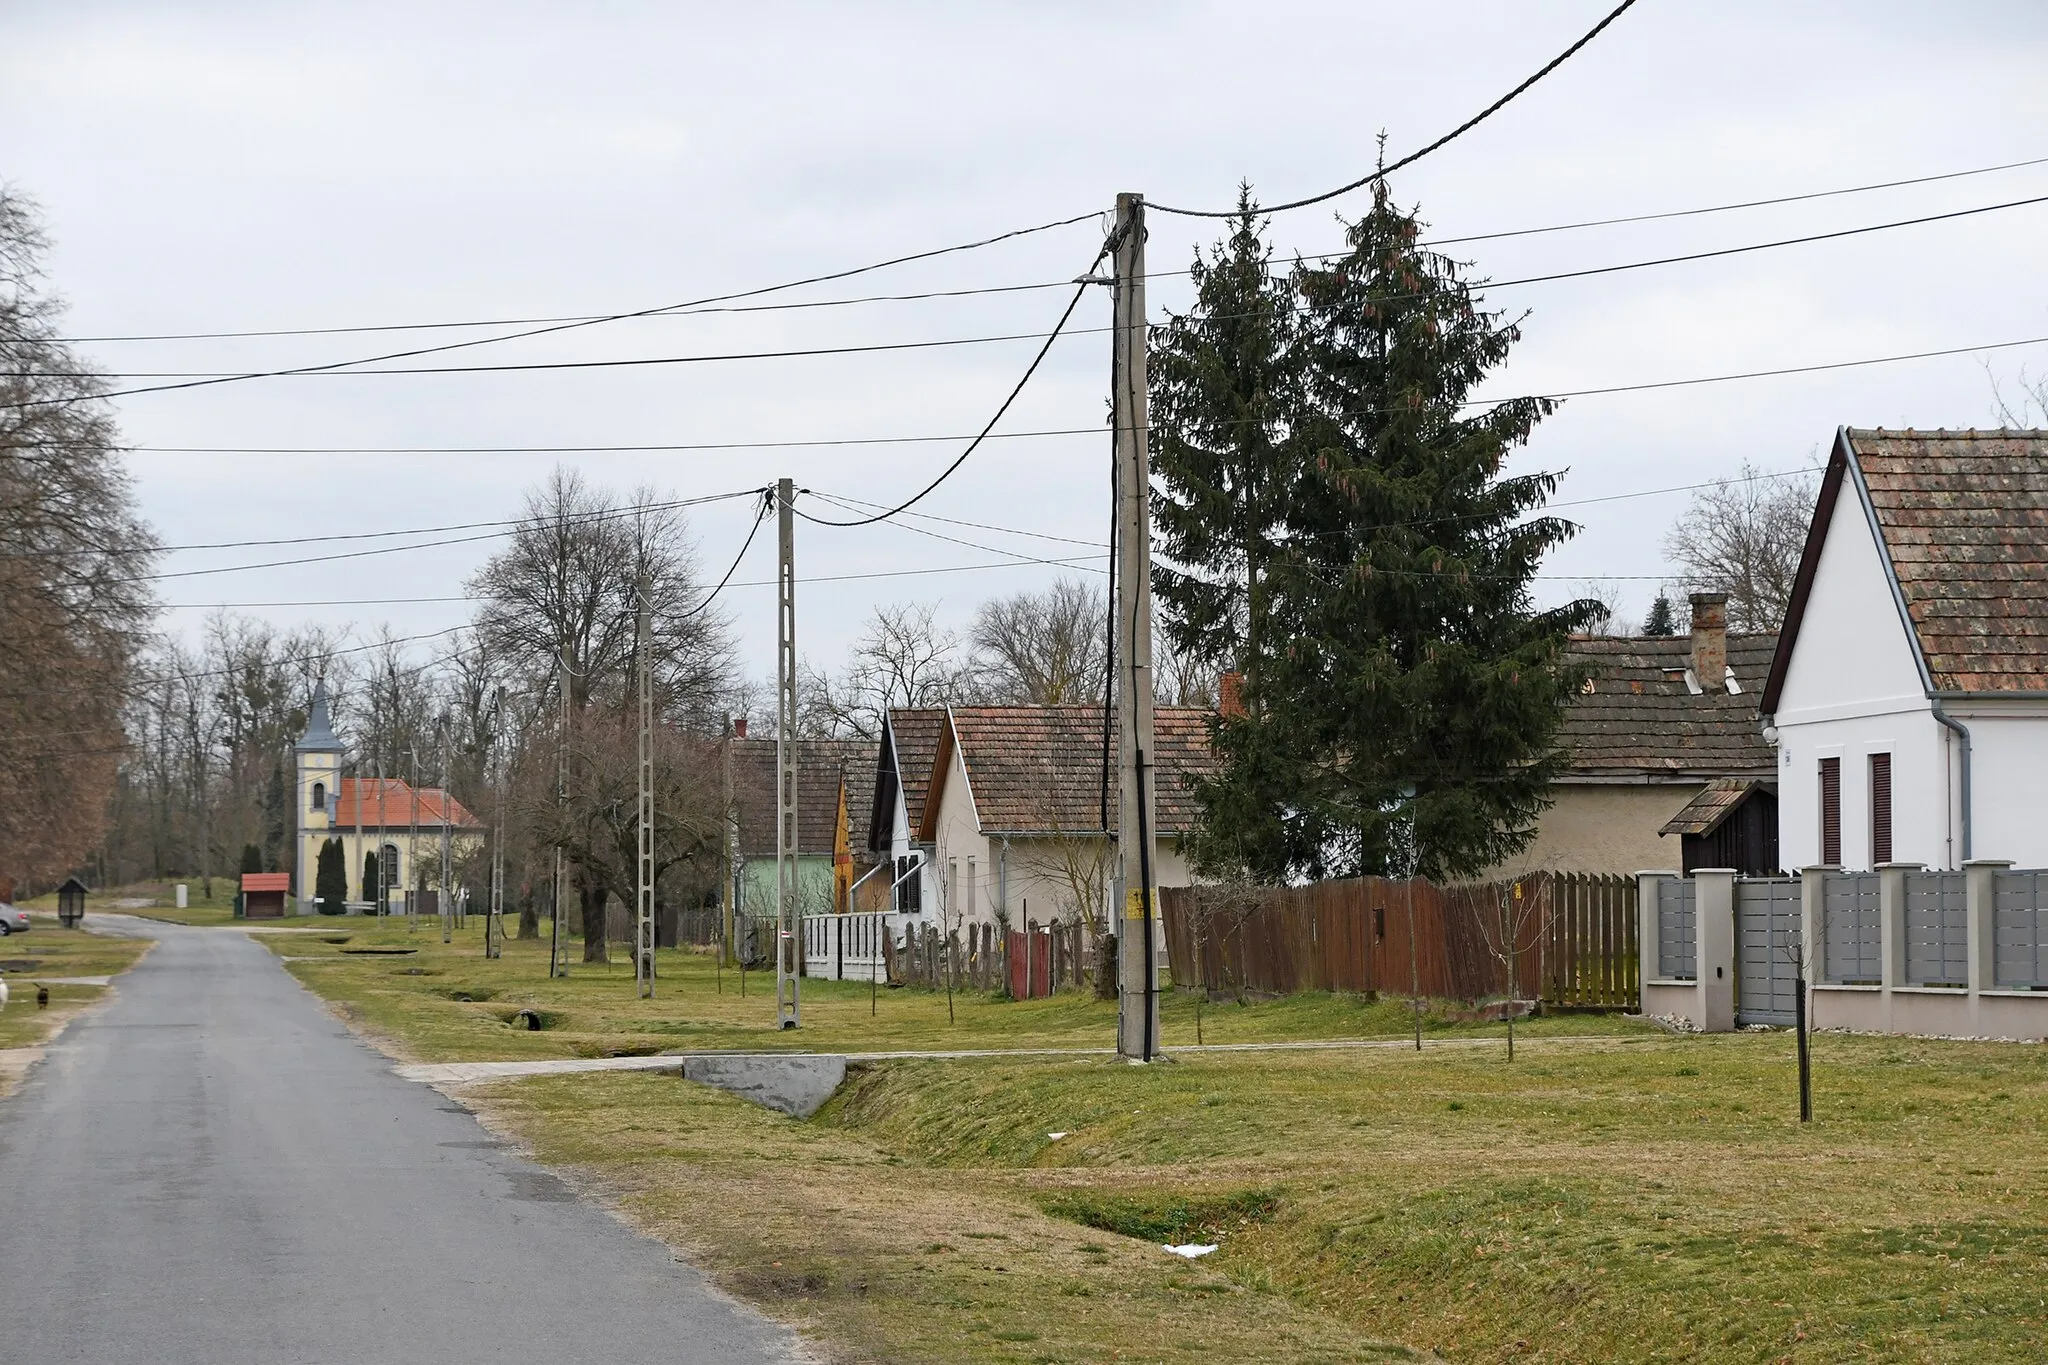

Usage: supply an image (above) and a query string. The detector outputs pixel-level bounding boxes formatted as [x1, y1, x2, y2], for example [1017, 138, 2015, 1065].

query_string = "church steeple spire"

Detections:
[296, 681, 342, 754]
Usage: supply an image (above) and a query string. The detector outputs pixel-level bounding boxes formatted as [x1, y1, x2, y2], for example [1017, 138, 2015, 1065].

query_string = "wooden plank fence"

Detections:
[1161, 871, 1637, 1010]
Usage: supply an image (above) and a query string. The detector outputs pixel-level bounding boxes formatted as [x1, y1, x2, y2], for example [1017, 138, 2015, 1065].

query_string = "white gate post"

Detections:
[1693, 868, 1737, 1033]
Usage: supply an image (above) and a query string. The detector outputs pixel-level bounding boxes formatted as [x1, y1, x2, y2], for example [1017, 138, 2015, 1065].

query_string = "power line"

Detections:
[1149, 0, 1644, 218]
[794, 246, 1111, 528]
[3, 209, 1099, 410]
[17, 323, 1113, 386]
[113, 488, 764, 581]
[34, 186, 2048, 399]
[44, 151, 2048, 350]
[18, 486, 762, 560]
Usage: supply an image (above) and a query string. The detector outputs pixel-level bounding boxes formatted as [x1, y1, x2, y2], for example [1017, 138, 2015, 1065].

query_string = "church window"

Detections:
[310, 781, 326, 811]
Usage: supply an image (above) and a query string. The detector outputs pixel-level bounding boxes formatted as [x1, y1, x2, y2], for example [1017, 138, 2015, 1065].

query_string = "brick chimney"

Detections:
[1689, 592, 1728, 691]
[1218, 671, 1246, 719]
[733, 716, 749, 739]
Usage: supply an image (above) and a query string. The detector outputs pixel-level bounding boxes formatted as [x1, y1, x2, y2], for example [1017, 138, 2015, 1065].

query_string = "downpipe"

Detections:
[1930, 701, 1972, 863]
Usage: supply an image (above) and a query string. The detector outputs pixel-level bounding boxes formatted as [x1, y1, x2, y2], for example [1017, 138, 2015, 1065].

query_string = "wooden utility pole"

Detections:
[774, 478, 801, 1029]
[1111, 192, 1161, 1062]
[635, 570, 656, 998]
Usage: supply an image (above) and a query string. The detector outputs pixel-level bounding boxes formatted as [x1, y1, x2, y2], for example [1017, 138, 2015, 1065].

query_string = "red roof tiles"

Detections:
[332, 778, 482, 830]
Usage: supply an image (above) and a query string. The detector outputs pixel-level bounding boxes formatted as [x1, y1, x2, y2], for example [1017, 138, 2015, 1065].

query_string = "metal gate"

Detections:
[1736, 878, 1802, 1026]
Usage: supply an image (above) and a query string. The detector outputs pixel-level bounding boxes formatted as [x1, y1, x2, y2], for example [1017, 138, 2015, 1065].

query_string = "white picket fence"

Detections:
[801, 911, 916, 982]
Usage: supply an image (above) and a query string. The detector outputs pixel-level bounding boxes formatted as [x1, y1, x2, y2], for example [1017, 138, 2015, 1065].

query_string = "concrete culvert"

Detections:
[513, 1008, 546, 1031]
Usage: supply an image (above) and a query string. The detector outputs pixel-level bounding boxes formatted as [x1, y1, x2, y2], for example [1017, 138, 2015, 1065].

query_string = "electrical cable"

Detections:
[31, 186, 2048, 400]
[39, 150, 2048, 348]
[15, 323, 1113, 386]
[1149, 0, 1644, 218]
[2, 209, 1100, 410]
[794, 245, 1110, 527]
[666, 493, 771, 622]
[13, 486, 761, 560]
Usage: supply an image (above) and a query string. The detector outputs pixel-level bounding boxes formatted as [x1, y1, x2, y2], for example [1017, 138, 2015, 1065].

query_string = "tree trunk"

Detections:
[516, 890, 540, 940]
[1094, 931, 1118, 1000]
[581, 882, 609, 963]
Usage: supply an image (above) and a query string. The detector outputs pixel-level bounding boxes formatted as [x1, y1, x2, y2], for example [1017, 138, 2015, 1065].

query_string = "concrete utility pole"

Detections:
[1111, 192, 1162, 1062]
[774, 478, 801, 1030]
[635, 570, 656, 998]
[438, 716, 453, 944]
[487, 699, 504, 959]
[723, 715, 738, 967]
[550, 641, 571, 979]
[408, 743, 421, 932]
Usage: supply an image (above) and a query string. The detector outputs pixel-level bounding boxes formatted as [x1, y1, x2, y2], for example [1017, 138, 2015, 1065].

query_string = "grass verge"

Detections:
[0, 920, 152, 1081]
[463, 1032, 2048, 1363]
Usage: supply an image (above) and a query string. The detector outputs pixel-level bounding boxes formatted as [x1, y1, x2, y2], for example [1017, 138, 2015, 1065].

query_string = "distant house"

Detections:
[728, 733, 878, 917]
[295, 683, 485, 913]
[1493, 593, 1780, 877]
[868, 704, 1215, 931]
[1762, 427, 2048, 870]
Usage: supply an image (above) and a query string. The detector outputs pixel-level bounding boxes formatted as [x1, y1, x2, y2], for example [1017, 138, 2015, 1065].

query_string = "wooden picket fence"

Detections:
[1160, 871, 1637, 1010]
[882, 919, 1094, 996]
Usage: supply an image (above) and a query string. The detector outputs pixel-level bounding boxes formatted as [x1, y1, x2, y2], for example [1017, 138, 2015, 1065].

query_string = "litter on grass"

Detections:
[1046, 1131, 1068, 1140]
[1162, 1244, 1219, 1259]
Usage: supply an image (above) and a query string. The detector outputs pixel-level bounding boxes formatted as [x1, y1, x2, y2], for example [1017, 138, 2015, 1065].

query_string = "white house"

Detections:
[1761, 427, 2048, 871]
[867, 704, 1214, 932]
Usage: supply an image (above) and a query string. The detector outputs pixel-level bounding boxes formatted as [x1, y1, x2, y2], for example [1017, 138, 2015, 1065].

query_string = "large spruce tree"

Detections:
[1186, 180, 1598, 882]
[1151, 185, 1301, 695]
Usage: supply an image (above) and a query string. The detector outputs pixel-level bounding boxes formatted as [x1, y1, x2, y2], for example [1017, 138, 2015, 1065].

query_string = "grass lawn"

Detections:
[466, 1032, 2048, 1364]
[269, 917, 1638, 1064]
[277, 916, 2048, 1361]
[0, 919, 151, 1055]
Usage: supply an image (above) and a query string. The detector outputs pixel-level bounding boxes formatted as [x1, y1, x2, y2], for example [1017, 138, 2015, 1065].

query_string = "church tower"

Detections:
[295, 681, 343, 912]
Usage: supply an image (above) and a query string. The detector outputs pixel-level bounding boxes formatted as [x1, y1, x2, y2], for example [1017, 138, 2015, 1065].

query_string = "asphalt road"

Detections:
[0, 918, 801, 1364]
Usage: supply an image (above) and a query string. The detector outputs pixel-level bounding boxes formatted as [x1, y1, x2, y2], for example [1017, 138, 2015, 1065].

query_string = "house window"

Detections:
[1869, 752, 1893, 865]
[310, 781, 326, 812]
[965, 859, 978, 921]
[1819, 757, 1842, 866]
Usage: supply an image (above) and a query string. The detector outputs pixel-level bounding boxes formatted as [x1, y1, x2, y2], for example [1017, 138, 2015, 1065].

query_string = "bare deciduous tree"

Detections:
[971, 578, 1107, 704]
[800, 601, 975, 740]
[0, 185, 158, 887]
[1663, 462, 1819, 634]
[1988, 362, 2048, 427]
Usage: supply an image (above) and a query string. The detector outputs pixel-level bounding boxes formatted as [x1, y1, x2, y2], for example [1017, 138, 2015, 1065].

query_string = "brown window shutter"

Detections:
[1869, 752, 1893, 865]
[1819, 757, 1842, 866]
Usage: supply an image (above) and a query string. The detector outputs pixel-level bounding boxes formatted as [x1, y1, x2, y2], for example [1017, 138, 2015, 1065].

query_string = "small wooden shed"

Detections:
[241, 872, 290, 919]
[56, 876, 90, 928]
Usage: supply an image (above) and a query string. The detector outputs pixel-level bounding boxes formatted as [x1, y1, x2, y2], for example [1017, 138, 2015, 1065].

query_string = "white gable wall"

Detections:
[1772, 475, 1955, 870]
[1951, 705, 2048, 866]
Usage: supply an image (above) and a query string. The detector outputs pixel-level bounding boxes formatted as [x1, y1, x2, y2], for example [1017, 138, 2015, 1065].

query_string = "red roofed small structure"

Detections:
[241, 872, 290, 919]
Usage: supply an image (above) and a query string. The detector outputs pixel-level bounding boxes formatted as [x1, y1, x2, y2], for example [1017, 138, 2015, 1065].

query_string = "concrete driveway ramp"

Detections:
[682, 1054, 846, 1118]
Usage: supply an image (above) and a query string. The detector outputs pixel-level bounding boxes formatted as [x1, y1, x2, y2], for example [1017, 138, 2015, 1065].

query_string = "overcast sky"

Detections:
[7, 0, 2048, 686]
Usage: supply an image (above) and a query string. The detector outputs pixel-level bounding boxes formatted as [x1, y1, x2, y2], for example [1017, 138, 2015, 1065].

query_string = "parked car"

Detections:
[0, 903, 30, 936]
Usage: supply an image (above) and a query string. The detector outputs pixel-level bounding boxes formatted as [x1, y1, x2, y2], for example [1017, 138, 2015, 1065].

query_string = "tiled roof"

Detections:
[334, 778, 482, 830]
[1560, 635, 1776, 780]
[1847, 428, 2048, 692]
[731, 738, 877, 860]
[240, 873, 290, 892]
[1659, 778, 1762, 837]
[934, 705, 1216, 837]
[884, 709, 947, 835]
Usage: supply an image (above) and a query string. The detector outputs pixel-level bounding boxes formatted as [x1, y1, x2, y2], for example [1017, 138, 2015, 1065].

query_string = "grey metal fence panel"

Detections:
[1656, 878, 1697, 980]
[1821, 872, 1881, 984]
[1995, 869, 2048, 990]
[1904, 871, 1968, 986]
[1736, 878, 1802, 1026]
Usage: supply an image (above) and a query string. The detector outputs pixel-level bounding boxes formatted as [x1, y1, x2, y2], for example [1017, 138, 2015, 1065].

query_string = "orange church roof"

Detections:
[333, 777, 483, 830]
